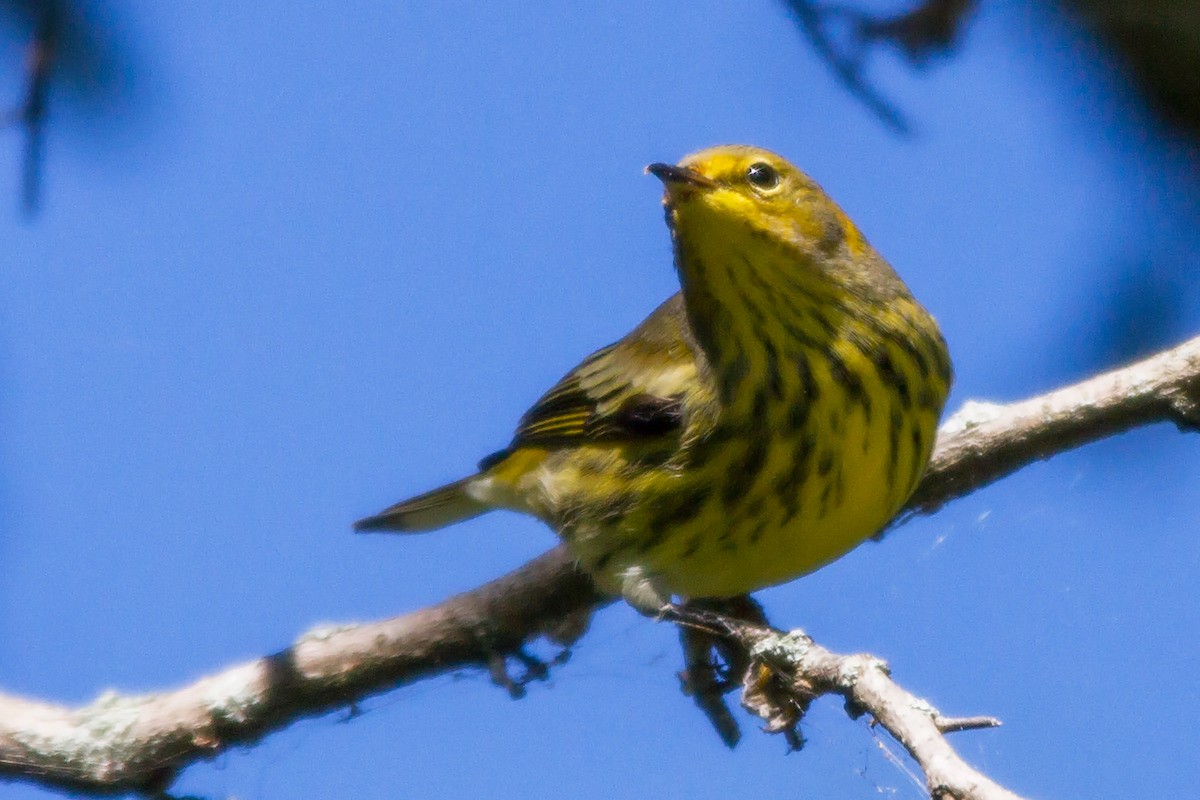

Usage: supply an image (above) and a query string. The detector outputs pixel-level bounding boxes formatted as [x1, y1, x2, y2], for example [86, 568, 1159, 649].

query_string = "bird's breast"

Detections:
[584, 330, 941, 599]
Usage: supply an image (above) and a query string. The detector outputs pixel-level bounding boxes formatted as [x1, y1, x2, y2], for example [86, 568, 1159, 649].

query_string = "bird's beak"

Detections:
[645, 163, 717, 190]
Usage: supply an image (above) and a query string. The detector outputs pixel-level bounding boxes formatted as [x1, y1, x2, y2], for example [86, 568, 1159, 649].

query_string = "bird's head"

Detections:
[648, 145, 859, 259]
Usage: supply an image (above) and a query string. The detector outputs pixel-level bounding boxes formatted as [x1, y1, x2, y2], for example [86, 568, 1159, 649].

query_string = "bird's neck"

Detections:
[673, 233, 843, 404]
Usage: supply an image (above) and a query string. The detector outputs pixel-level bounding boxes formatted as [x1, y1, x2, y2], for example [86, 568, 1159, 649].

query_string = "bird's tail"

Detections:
[354, 476, 490, 533]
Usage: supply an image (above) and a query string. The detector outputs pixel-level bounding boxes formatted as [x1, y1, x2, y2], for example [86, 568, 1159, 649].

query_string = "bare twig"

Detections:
[1, 332, 1199, 796]
[669, 606, 1027, 800]
[933, 714, 1002, 734]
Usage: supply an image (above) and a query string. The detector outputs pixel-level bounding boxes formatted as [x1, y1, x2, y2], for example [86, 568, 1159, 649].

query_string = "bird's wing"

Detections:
[479, 294, 701, 469]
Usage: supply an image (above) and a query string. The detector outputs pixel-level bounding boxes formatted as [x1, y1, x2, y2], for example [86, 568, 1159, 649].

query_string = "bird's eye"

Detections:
[745, 162, 780, 191]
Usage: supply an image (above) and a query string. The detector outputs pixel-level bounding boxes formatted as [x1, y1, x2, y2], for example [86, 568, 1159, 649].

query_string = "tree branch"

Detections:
[670, 607, 1024, 800]
[0, 550, 604, 795]
[2, 332, 1199, 797]
[902, 329, 1200, 519]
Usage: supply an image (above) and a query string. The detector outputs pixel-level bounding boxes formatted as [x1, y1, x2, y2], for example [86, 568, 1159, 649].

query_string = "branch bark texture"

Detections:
[721, 616, 1024, 800]
[2, 333, 1198, 797]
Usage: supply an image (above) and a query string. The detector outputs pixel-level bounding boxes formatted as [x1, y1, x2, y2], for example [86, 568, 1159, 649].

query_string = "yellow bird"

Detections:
[356, 145, 951, 613]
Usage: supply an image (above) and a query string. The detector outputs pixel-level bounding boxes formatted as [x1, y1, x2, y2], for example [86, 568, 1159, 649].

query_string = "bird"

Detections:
[355, 145, 952, 614]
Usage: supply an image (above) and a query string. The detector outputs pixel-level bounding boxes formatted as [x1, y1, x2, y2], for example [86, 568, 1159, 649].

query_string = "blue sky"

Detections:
[2, 2, 1199, 798]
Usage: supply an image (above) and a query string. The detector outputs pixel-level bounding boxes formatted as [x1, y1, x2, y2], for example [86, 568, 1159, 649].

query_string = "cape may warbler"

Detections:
[357, 145, 951, 612]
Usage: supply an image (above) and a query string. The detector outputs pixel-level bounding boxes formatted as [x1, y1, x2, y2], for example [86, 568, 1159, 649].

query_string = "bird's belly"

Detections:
[655, 478, 895, 598]
[515, 395, 934, 600]
[609, 413, 923, 598]
[654, 429, 903, 597]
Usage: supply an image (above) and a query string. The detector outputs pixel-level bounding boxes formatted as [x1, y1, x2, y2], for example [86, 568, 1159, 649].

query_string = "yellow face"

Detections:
[647, 145, 875, 298]
[652, 146, 832, 242]
[677, 145, 804, 202]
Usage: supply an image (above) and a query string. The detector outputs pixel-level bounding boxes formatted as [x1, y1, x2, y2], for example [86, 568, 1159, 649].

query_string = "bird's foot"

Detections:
[617, 566, 674, 617]
[672, 594, 773, 749]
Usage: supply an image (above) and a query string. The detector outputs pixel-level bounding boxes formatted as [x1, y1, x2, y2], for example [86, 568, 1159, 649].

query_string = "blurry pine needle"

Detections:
[1059, 0, 1200, 150]
[15, 4, 53, 217]
[1, 2, 54, 216]
[3, 0, 139, 218]
[779, 0, 975, 134]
